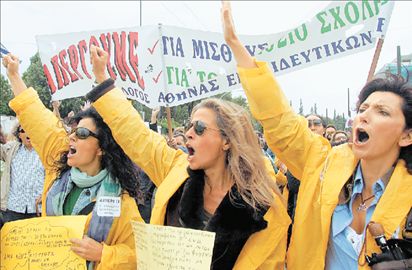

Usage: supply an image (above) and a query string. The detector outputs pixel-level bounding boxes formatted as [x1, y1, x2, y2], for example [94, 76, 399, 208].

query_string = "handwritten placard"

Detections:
[131, 221, 216, 270]
[0, 216, 88, 270]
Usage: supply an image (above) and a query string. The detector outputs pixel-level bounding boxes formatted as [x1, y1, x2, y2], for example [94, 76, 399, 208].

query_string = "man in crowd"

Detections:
[0, 123, 45, 229]
[324, 124, 337, 141]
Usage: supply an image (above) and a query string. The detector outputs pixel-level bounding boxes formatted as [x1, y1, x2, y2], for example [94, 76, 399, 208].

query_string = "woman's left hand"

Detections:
[70, 235, 103, 262]
[90, 45, 109, 84]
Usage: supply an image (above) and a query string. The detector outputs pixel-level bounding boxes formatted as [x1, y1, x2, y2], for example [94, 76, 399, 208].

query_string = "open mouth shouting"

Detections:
[67, 145, 77, 158]
[354, 127, 370, 145]
[186, 144, 195, 161]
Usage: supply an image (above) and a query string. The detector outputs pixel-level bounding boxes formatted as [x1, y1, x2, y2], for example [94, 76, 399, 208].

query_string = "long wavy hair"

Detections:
[55, 108, 140, 198]
[192, 99, 281, 210]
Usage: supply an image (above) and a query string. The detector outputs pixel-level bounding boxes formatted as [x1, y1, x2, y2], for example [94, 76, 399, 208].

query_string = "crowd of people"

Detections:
[0, 2, 411, 269]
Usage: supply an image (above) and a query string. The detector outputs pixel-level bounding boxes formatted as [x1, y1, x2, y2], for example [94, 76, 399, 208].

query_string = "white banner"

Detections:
[36, 1, 394, 108]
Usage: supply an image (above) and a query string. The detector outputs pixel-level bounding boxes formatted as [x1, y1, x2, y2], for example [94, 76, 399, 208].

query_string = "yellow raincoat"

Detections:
[92, 86, 291, 269]
[9, 88, 142, 270]
[237, 61, 412, 270]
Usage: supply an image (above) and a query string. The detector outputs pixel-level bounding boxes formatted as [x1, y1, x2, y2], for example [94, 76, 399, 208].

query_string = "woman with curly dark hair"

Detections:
[3, 53, 142, 270]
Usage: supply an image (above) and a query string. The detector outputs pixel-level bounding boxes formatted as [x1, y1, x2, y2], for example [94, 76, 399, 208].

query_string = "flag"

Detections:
[0, 43, 10, 58]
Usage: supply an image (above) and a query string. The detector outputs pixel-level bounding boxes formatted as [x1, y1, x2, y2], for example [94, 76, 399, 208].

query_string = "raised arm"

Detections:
[3, 54, 69, 171]
[221, 1, 257, 69]
[87, 46, 186, 187]
[2, 54, 27, 96]
[221, 2, 330, 179]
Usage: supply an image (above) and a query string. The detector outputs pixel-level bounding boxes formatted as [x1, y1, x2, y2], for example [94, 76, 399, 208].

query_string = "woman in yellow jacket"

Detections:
[3, 54, 142, 270]
[222, 2, 412, 269]
[86, 43, 290, 269]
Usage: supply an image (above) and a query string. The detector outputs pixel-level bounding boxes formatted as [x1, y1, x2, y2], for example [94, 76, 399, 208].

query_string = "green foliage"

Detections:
[0, 74, 14, 115]
[333, 113, 347, 130]
[19, 53, 87, 117]
[22, 53, 51, 110]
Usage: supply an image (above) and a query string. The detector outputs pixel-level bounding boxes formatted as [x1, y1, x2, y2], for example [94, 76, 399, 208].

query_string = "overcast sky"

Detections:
[1, 1, 411, 116]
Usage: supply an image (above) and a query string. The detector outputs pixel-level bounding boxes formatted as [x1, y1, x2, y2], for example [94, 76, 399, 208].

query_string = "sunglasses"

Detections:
[187, 120, 221, 136]
[71, 127, 99, 140]
[308, 119, 322, 127]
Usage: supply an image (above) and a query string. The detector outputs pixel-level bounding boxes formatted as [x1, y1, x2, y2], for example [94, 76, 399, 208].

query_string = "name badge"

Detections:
[96, 196, 121, 217]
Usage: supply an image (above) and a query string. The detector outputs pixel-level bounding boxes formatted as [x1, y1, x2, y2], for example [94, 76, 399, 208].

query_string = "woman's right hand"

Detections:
[2, 54, 20, 77]
[220, 1, 256, 68]
[221, 1, 239, 45]
[2, 54, 27, 96]
[90, 45, 109, 84]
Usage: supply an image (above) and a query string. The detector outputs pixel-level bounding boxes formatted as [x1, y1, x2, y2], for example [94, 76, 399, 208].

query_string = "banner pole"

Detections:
[366, 38, 384, 82]
[166, 107, 173, 139]
[158, 23, 174, 139]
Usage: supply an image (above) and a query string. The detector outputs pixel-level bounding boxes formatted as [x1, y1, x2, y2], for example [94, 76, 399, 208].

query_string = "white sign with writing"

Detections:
[96, 196, 121, 217]
[131, 221, 216, 270]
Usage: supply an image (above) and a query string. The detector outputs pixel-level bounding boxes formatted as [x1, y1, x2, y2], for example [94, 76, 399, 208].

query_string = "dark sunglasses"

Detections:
[308, 119, 322, 127]
[187, 120, 220, 136]
[71, 127, 99, 140]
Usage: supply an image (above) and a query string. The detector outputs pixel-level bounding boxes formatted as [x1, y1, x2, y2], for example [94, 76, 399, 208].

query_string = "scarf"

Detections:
[46, 167, 122, 269]
[71, 167, 108, 188]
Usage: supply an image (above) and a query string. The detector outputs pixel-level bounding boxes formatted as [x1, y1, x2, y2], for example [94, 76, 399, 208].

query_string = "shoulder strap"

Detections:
[78, 201, 96, 215]
[403, 208, 412, 240]
[405, 208, 412, 232]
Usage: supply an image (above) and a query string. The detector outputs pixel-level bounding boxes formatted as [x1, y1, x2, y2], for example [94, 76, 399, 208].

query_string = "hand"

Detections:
[52, 100, 61, 109]
[220, 1, 256, 68]
[35, 196, 42, 217]
[81, 100, 91, 111]
[167, 137, 178, 149]
[152, 107, 160, 118]
[70, 235, 103, 262]
[90, 45, 108, 84]
[2, 54, 20, 77]
[150, 107, 161, 123]
[221, 1, 239, 45]
[67, 110, 75, 118]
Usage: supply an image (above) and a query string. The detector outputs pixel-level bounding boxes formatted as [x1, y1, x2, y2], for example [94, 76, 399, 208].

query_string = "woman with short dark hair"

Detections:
[222, 2, 412, 269]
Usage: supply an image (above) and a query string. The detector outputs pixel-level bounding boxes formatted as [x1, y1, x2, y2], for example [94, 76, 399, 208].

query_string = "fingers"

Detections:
[221, 1, 237, 44]
[70, 236, 103, 262]
[90, 45, 108, 61]
[2, 54, 19, 68]
[70, 237, 88, 257]
[90, 45, 109, 83]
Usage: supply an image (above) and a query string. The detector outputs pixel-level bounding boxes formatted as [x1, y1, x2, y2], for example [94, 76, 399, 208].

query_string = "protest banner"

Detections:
[36, 1, 394, 108]
[131, 221, 216, 270]
[0, 216, 87, 270]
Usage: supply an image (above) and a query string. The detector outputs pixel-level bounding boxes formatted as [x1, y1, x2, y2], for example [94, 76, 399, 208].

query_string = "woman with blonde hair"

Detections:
[86, 44, 290, 269]
[222, 2, 412, 269]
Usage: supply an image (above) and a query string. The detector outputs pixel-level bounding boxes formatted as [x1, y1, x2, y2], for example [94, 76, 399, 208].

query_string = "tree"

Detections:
[333, 113, 346, 130]
[298, 98, 304, 115]
[0, 74, 14, 115]
[21, 53, 89, 118]
[22, 53, 52, 110]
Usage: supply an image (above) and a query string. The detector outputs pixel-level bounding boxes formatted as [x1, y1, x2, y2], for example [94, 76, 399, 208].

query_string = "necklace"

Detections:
[357, 193, 375, 211]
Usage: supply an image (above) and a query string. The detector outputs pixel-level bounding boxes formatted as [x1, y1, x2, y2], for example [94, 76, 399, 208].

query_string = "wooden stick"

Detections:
[166, 106, 173, 139]
[367, 38, 384, 82]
